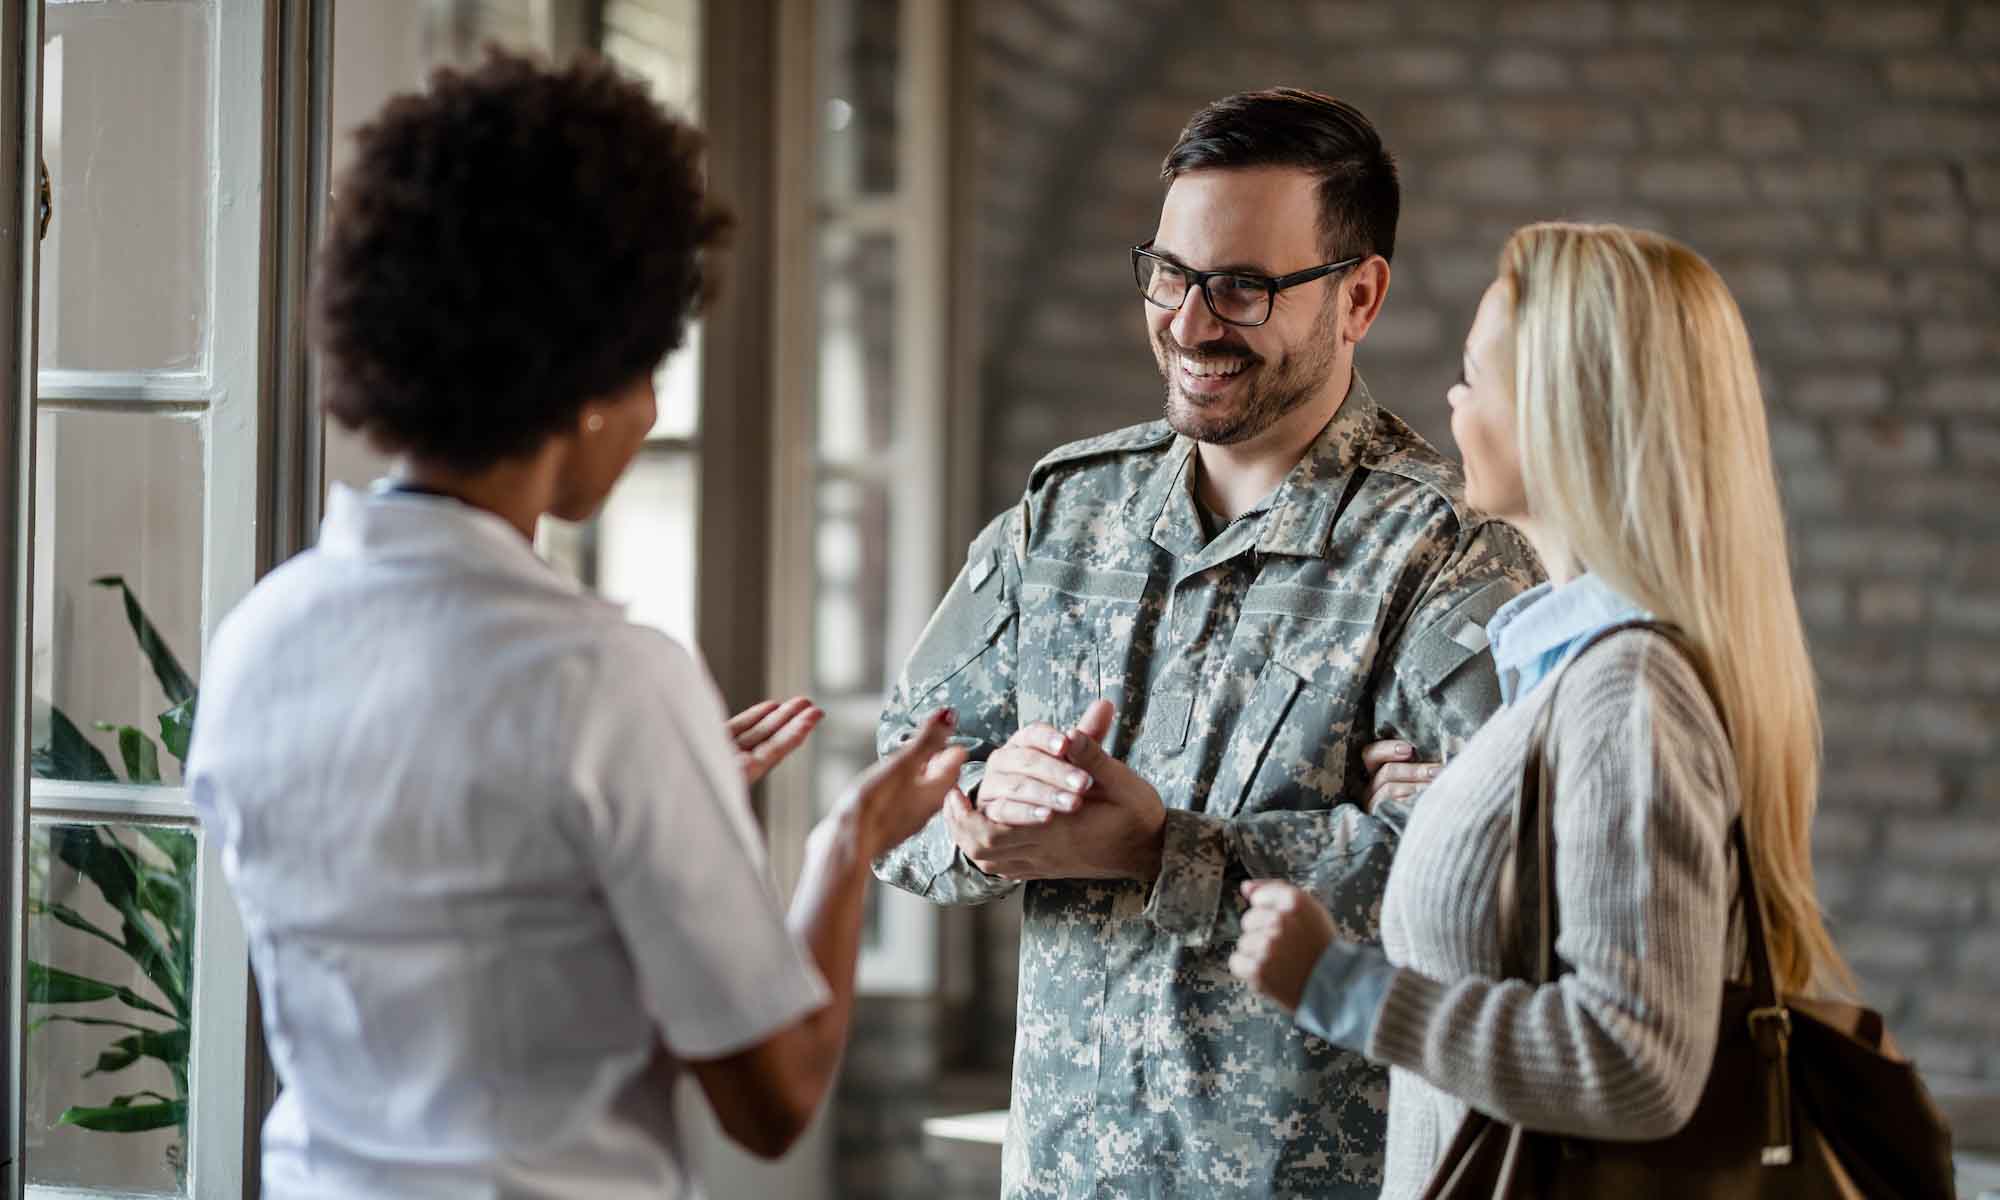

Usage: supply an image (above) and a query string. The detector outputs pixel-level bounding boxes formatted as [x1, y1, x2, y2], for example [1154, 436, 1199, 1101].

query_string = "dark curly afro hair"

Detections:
[315, 49, 729, 470]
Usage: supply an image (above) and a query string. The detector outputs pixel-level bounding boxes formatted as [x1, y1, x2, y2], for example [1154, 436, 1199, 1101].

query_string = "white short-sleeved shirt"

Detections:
[187, 484, 829, 1199]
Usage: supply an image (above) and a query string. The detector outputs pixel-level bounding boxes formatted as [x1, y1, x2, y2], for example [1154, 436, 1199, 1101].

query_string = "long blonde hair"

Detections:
[1500, 222, 1847, 996]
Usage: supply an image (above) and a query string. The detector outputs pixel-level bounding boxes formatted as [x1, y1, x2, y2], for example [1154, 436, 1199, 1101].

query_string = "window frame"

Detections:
[1, 1, 329, 1197]
[764, 0, 974, 996]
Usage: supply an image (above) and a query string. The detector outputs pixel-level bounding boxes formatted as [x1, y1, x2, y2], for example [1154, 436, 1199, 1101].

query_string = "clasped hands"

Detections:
[743, 690, 1433, 1018]
[944, 698, 1168, 883]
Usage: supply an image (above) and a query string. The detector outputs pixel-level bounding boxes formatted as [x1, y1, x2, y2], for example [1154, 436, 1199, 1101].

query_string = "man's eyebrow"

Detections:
[1148, 245, 1275, 276]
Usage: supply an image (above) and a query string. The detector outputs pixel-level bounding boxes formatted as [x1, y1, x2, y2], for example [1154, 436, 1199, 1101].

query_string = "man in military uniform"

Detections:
[875, 90, 1542, 1197]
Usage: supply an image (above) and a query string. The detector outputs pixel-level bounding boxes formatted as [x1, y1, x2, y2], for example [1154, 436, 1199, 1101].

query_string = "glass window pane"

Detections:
[596, 452, 698, 646]
[817, 232, 897, 462]
[812, 477, 889, 695]
[39, 0, 214, 372]
[422, 0, 545, 64]
[601, 0, 704, 440]
[25, 820, 201, 1197]
[602, 0, 701, 117]
[31, 412, 205, 787]
[650, 329, 701, 440]
[817, 0, 899, 198]
[810, 734, 884, 944]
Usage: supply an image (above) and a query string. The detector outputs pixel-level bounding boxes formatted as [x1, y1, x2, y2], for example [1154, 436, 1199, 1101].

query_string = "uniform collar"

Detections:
[317, 482, 585, 596]
[1256, 372, 1378, 559]
[1130, 371, 1379, 564]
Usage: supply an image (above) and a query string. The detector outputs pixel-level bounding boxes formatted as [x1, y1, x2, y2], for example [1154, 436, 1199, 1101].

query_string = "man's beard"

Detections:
[1155, 298, 1341, 445]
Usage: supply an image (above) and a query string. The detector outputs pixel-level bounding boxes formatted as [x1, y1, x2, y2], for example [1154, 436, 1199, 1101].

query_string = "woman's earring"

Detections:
[584, 413, 605, 434]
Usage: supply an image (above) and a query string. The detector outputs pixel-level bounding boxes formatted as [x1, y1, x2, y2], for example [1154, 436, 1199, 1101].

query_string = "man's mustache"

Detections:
[1157, 334, 1262, 365]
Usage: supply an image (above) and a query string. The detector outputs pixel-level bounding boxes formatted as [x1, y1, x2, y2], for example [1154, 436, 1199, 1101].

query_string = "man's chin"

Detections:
[1165, 392, 1253, 445]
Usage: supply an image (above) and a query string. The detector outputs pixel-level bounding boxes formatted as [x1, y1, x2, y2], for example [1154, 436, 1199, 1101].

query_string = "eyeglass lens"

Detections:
[1135, 256, 1271, 326]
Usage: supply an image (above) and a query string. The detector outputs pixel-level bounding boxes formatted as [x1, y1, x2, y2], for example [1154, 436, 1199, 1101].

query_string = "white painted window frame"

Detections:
[766, 0, 963, 996]
[19, 1, 274, 1196]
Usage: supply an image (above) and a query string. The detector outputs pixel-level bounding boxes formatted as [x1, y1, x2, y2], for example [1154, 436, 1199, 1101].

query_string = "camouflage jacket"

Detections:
[875, 376, 1543, 1198]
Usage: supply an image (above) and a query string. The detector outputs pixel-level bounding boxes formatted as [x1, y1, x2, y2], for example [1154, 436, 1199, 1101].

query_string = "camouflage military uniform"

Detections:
[876, 375, 1543, 1198]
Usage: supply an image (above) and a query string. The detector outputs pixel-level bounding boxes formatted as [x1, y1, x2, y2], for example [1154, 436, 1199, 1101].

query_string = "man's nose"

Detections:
[1169, 285, 1225, 348]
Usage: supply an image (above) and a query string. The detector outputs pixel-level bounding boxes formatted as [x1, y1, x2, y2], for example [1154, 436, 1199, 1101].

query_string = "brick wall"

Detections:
[966, 0, 2000, 1101]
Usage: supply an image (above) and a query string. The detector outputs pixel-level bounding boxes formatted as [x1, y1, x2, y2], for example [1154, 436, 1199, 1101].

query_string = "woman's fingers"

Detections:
[1359, 738, 1414, 771]
[854, 711, 963, 849]
[736, 697, 815, 749]
[738, 701, 823, 785]
[1365, 760, 1441, 807]
[728, 698, 783, 737]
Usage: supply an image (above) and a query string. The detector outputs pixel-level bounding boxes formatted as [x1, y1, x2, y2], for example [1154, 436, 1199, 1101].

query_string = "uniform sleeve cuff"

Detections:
[1142, 808, 1229, 945]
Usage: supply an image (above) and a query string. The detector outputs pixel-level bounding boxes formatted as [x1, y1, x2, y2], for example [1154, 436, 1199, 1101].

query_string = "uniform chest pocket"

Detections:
[1017, 556, 1147, 730]
[1208, 584, 1385, 818]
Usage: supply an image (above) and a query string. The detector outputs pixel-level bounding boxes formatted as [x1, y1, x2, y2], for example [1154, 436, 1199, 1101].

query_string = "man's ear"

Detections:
[1341, 257, 1392, 347]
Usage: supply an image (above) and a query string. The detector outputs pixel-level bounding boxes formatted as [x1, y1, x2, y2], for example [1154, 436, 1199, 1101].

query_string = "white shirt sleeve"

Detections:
[576, 627, 830, 1060]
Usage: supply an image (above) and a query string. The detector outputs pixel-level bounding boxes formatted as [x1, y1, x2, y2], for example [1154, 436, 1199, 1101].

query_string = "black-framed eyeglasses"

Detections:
[1131, 240, 1363, 328]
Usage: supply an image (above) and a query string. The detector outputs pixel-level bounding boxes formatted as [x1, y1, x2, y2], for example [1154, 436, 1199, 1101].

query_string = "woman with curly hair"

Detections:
[186, 51, 957, 1197]
[1230, 222, 1850, 1196]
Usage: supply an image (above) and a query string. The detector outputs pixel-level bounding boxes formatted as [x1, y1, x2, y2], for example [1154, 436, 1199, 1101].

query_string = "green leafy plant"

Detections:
[28, 576, 198, 1182]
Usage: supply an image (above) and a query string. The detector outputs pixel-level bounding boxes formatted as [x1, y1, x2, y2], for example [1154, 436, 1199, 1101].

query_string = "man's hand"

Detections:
[948, 700, 1166, 882]
[974, 720, 1096, 824]
[1361, 738, 1441, 812]
[1229, 879, 1337, 1013]
[731, 697, 823, 787]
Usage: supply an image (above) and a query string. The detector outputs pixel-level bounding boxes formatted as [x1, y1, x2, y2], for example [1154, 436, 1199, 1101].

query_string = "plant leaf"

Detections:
[26, 961, 119, 1004]
[28, 1013, 154, 1037]
[55, 1099, 185, 1133]
[26, 959, 178, 1020]
[31, 704, 119, 783]
[157, 697, 196, 764]
[85, 1027, 188, 1078]
[30, 898, 128, 958]
[87, 1037, 143, 1077]
[50, 825, 138, 910]
[135, 866, 189, 948]
[91, 576, 196, 705]
[138, 825, 197, 880]
[105, 725, 163, 785]
[47, 827, 185, 1013]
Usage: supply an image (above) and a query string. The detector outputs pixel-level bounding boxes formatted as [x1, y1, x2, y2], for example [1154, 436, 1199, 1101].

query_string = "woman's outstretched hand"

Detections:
[842, 709, 966, 859]
[1230, 879, 1338, 1013]
[730, 697, 823, 786]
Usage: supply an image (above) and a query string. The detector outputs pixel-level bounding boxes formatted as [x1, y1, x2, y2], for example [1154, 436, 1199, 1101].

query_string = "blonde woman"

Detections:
[1229, 222, 1848, 1197]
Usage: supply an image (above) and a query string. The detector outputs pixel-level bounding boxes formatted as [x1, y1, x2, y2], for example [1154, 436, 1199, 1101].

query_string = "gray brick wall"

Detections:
[966, 0, 2000, 1090]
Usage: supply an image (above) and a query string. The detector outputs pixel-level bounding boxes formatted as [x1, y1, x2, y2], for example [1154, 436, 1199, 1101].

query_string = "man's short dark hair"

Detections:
[315, 49, 729, 470]
[1161, 88, 1399, 265]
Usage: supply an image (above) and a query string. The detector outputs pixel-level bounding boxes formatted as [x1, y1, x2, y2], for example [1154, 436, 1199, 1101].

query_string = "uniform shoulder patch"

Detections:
[1027, 420, 1176, 491]
[1362, 407, 1475, 527]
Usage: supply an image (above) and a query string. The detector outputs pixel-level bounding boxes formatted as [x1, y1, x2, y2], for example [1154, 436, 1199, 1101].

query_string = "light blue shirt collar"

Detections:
[1485, 572, 1650, 705]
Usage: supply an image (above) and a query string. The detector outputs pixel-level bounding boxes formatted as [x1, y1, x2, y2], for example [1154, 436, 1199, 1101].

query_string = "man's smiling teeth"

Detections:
[1181, 357, 1248, 379]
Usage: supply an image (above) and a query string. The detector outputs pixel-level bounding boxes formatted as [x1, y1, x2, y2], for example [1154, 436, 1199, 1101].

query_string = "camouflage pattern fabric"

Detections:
[876, 375, 1543, 1198]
